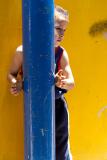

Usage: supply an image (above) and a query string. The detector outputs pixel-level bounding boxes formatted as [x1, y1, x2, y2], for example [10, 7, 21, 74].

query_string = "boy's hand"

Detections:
[55, 69, 66, 88]
[55, 70, 74, 90]
[10, 79, 23, 96]
[60, 78, 73, 90]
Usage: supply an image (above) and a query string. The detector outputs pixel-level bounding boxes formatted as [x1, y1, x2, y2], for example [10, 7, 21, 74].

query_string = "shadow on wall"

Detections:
[89, 20, 107, 38]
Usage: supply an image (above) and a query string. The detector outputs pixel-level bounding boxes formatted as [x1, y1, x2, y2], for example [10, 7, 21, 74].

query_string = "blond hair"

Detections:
[55, 5, 69, 23]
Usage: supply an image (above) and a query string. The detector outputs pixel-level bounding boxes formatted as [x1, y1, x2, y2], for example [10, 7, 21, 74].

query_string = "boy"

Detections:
[7, 5, 74, 160]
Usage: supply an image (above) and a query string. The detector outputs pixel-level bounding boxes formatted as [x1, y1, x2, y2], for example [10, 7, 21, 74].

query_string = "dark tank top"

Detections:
[55, 46, 67, 99]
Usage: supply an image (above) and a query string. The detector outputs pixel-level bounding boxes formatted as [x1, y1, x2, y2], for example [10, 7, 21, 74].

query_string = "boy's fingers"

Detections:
[10, 89, 19, 96]
[10, 82, 22, 96]
[10, 87, 17, 91]
[56, 80, 64, 87]
[57, 69, 63, 76]
[61, 79, 67, 82]
[10, 90, 17, 94]
[10, 88, 18, 94]
[11, 83, 17, 87]
[14, 93, 19, 96]
[60, 75, 66, 79]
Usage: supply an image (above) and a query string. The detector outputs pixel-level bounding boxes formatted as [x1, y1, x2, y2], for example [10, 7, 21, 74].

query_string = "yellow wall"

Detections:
[0, 0, 23, 160]
[55, 0, 107, 160]
[0, 0, 107, 159]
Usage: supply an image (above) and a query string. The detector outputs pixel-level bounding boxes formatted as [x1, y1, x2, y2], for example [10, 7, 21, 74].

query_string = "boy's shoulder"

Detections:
[16, 45, 23, 53]
[59, 46, 68, 57]
[59, 46, 70, 63]
[59, 45, 67, 53]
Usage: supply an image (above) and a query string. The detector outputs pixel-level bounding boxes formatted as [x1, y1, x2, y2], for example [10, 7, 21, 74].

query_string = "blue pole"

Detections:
[22, 0, 55, 160]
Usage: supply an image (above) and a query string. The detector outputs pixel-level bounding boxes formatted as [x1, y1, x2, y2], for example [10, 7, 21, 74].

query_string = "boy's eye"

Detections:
[55, 27, 62, 31]
[55, 27, 61, 30]
[55, 27, 65, 33]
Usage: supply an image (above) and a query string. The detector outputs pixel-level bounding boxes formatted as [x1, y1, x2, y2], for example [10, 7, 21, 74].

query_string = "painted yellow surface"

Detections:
[55, 0, 107, 160]
[0, 0, 23, 160]
[0, 0, 107, 159]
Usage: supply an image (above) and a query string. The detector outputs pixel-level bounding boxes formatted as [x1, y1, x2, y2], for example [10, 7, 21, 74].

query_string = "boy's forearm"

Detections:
[66, 82, 75, 90]
[7, 73, 24, 95]
[61, 78, 75, 90]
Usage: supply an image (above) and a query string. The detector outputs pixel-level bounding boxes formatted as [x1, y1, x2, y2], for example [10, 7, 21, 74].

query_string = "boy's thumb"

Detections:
[58, 69, 63, 76]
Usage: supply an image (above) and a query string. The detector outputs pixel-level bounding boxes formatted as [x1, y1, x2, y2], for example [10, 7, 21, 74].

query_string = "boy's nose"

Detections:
[59, 31, 64, 37]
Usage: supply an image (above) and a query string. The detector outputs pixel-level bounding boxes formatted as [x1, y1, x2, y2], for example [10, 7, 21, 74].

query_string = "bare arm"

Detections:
[7, 51, 23, 82]
[56, 49, 75, 90]
[7, 46, 23, 95]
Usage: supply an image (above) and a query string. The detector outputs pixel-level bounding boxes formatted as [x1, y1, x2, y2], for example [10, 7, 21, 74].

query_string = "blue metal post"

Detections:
[22, 0, 55, 160]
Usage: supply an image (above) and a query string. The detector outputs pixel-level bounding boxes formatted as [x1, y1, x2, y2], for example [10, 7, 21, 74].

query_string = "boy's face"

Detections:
[54, 20, 68, 47]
